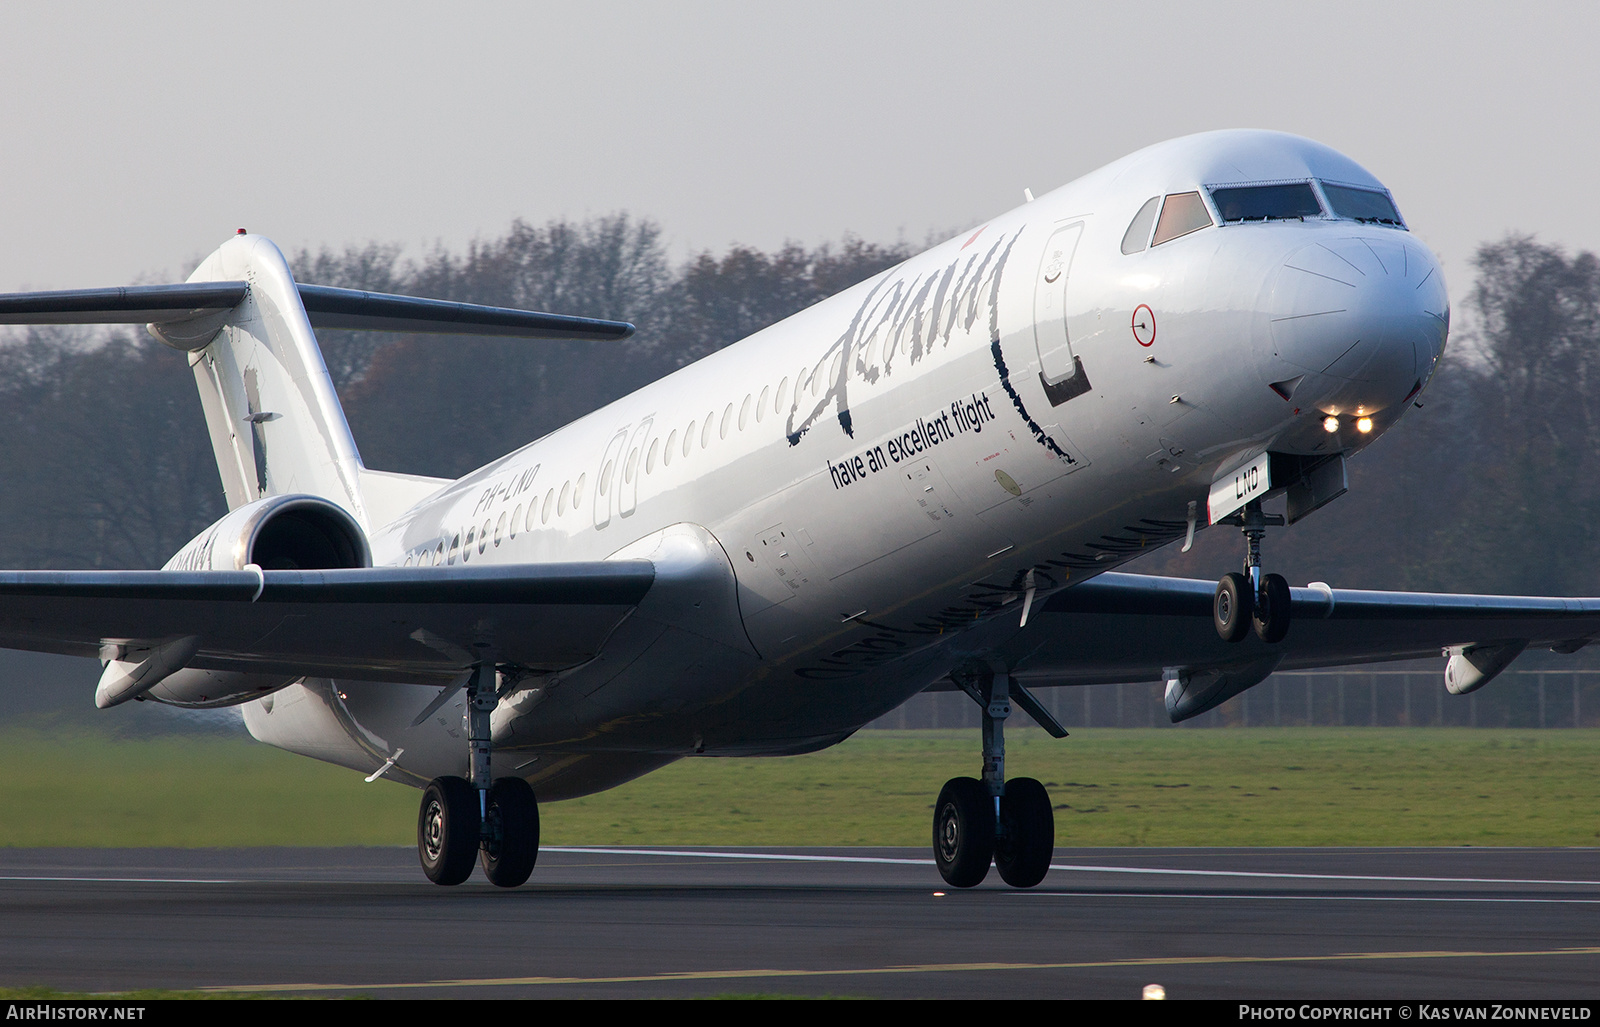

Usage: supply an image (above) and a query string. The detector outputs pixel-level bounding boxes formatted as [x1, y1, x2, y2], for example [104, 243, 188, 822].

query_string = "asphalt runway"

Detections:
[1, 846, 1598, 999]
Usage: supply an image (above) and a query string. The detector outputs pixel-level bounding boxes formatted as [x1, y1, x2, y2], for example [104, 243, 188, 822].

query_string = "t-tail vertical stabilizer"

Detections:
[150, 233, 368, 521]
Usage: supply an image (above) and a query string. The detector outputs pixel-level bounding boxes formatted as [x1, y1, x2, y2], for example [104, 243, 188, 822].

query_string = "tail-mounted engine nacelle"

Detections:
[97, 496, 371, 710]
[163, 494, 371, 572]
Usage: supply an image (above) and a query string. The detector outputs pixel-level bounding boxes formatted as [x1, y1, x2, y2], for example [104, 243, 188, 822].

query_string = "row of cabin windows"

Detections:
[403, 472, 588, 567]
[401, 333, 889, 566]
[652, 343, 849, 474]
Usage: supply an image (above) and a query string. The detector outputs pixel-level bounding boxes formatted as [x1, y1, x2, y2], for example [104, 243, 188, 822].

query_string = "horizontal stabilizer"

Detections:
[0, 281, 633, 341]
[296, 284, 634, 340]
[0, 283, 247, 325]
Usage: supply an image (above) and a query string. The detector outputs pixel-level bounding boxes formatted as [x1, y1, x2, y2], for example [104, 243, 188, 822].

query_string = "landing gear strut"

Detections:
[935, 667, 1063, 889]
[1214, 500, 1290, 644]
[416, 663, 541, 887]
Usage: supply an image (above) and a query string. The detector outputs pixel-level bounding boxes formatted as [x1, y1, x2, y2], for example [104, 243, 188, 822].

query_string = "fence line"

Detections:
[865, 669, 1600, 730]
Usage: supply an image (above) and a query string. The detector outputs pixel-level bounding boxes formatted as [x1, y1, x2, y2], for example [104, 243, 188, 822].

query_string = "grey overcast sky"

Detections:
[1, 1, 1596, 316]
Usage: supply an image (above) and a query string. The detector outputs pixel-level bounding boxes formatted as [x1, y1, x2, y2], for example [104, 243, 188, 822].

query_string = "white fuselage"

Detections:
[246, 130, 1449, 795]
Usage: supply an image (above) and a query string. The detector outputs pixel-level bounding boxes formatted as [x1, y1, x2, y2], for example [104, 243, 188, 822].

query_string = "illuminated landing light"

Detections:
[1357, 417, 1374, 434]
[1143, 984, 1166, 1000]
[1322, 416, 1339, 433]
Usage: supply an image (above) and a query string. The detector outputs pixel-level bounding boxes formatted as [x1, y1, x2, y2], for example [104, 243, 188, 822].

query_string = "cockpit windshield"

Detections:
[1210, 183, 1323, 222]
[1322, 183, 1404, 226]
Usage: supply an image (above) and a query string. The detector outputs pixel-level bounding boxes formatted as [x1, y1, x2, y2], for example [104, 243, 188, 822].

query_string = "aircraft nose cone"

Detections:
[1266, 235, 1449, 411]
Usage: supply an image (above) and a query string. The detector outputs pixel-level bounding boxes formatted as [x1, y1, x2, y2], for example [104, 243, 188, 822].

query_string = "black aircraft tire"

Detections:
[1214, 572, 1253, 643]
[933, 777, 995, 888]
[1253, 572, 1292, 644]
[995, 777, 1055, 888]
[418, 776, 480, 886]
[480, 778, 540, 888]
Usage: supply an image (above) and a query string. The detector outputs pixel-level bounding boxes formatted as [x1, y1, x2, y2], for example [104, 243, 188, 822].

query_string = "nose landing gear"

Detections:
[934, 667, 1064, 888]
[1213, 500, 1290, 644]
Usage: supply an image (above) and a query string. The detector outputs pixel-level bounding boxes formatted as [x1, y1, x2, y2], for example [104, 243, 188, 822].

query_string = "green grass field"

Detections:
[2, 728, 1597, 848]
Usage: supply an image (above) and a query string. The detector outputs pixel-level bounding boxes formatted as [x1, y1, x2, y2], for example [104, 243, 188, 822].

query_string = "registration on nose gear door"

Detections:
[1207, 451, 1270, 524]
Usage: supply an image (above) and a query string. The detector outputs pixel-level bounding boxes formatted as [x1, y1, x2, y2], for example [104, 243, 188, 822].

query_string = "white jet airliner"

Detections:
[0, 130, 1589, 889]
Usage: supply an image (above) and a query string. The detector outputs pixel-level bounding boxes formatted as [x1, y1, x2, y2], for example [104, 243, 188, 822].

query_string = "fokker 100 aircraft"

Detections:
[0, 130, 1590, 889]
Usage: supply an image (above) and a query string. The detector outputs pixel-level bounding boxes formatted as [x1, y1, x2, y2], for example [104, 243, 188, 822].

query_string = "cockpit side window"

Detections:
[1151, 191, 1213, 246]
[1121, 196, 1161, 254]
[1211, 183, 1323, 222]
[1322, 183, 1405, 226]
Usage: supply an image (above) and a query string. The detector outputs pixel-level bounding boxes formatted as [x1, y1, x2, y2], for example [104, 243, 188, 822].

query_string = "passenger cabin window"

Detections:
[1151, 191, 1213, 246]
[1121, 196, 1161, 254]
[1322, 183, 1404, 226]
[1210, 183, 1322, 223]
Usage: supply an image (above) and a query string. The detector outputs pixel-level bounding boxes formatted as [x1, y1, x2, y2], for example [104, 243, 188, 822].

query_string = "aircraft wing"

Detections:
[997, 572, 1600, 720]
[0, 562, 656, 686]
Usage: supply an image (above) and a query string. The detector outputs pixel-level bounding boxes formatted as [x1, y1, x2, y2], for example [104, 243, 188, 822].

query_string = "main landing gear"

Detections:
[1213, 500, 1291, 645]
[934, 667, 1066, 889]
[416, 663, 541, 887]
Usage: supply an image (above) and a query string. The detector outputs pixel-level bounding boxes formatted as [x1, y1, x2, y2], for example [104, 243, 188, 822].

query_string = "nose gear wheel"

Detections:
[1253, 572, 1291, 644]
[1214, 572, 1252, 643]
